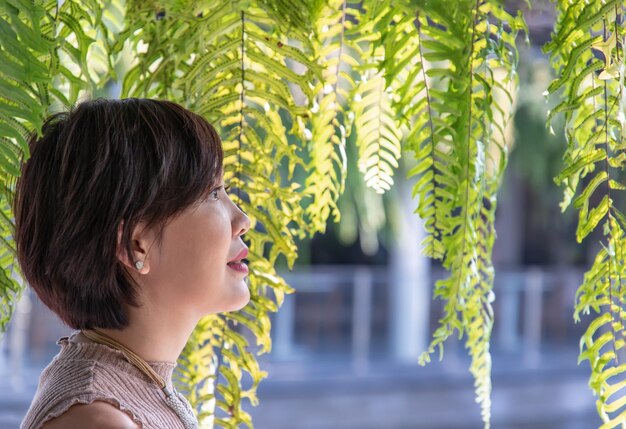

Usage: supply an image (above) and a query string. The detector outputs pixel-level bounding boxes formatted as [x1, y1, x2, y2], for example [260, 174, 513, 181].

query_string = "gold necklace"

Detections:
[81, 328, 198, 429]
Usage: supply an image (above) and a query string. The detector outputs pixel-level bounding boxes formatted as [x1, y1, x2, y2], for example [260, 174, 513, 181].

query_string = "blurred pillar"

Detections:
[352, 266, 372, 374]
[272, 290, 294, 360]
[8, 275, 30, 392]
[493, 168, 524, 267]
[523, 267, 543, 367]
[389, 156, 430, 363]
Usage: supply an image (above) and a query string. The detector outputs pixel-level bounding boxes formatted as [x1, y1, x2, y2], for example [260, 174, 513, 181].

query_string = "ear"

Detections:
[116, 219, 151, 274]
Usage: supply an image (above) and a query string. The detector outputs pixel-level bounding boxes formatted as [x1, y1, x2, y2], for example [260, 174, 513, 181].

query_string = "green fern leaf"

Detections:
[546, 2, 626, 427]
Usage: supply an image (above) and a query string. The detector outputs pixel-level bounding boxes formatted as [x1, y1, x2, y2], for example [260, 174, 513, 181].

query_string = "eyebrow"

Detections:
[211, 183, 230, 192]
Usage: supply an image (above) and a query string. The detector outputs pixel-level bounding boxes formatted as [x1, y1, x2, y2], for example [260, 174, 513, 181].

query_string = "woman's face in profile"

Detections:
[140, 179, 252, 318]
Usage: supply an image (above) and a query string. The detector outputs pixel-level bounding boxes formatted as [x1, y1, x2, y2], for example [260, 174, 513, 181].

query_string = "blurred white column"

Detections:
[272, 291, 294, 360]
[9, 274, 31, 392]
[352, 266, 372, 374]
[389, 157, 430, 363]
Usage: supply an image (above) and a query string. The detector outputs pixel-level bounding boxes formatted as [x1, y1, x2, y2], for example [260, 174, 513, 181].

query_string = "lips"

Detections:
[228, 247, 249, 263]
[227, 260, 249, 274]
[227, 248, 249, 275]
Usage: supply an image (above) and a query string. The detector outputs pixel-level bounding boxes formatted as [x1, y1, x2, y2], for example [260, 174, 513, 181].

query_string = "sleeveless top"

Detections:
[20, 330, 196, 429]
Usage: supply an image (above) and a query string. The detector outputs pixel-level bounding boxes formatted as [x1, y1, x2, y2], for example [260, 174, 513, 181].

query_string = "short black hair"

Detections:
[12, 97, 224, 329]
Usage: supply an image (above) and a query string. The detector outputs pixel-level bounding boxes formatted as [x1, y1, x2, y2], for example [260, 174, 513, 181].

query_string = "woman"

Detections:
[15, 98, 251, 429]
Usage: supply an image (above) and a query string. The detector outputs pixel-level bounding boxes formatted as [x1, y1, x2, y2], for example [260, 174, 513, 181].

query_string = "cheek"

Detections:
[171, 211, 230, 268]
[154, 204, 234, 291]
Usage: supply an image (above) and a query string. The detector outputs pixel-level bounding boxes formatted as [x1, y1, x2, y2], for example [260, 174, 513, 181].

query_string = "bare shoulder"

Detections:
[40, 400, 139, 429]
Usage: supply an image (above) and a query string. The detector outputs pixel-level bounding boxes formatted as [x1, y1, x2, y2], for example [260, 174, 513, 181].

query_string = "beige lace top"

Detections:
[20, 330, 194, 429]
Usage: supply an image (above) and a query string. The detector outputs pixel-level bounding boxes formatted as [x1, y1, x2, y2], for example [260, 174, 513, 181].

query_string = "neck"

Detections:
[93, 302, 198, 365]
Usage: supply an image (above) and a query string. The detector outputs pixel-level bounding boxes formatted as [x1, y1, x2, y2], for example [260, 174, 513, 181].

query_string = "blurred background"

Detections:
[0, 3, 606, 429]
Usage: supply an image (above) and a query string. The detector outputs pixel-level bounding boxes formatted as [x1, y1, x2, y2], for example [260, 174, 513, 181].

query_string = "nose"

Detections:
[233, 204, 251, 237]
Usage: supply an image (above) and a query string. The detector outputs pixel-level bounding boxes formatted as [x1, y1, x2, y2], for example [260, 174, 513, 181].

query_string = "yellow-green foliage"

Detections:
[0, 0, 526, 427]
[13, 1, 626, 429]
[0, 0, 125, 340]
[303, 0, 358, 232]
[372, 2, 525, 428]
[114, 2, 325, 426]
[545, 1, 626, 427]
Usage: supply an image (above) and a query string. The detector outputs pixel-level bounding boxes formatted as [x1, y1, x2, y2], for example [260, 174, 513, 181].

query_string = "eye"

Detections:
[210, 184, 231, 200]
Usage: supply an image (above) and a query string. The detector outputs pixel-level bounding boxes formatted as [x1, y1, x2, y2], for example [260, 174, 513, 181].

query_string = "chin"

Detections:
[218, 284, 250, 314]
[232, 288, 251, 311]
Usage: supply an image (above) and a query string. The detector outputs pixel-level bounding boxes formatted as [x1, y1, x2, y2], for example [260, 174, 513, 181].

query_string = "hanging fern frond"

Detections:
[545, 2, 626, 427]
[382, 1, 524, 428]
[351, 65, 404, 194]
[207, 8, 318, 423]
[353, 0, 446, 258]
[45, 0, 125, 107]
[0, 0, 58, 334]
[0, 1, 52, 168]
[118, 1, 321, 426]
[347, 0, 405, 196]
[256, 0, 320, 37]
[575, 220, 626, 428]
[301, 0, 361, 235]
[0, 0, 124, 334]
[308, 0, 403, 253]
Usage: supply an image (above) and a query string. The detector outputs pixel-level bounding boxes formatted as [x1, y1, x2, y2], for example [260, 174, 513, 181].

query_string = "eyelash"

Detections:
[211, 185, 231, 200]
